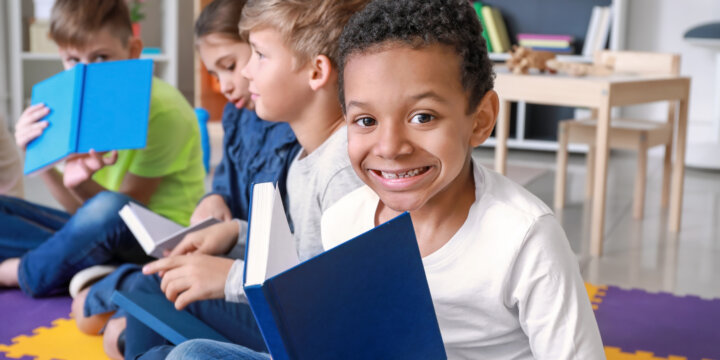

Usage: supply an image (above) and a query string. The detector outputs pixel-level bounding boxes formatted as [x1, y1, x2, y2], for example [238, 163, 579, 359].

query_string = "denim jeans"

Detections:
[164, 340, 270, 360]
[0, 192, 152, 297]
[83, 267, 266, 360]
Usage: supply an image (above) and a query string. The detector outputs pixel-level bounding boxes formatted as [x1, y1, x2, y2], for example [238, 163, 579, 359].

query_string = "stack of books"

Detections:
[517, 34, 574, 54]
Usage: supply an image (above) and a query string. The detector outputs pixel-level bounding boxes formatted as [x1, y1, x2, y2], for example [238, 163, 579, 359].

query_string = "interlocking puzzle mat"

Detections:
[587, 283, 720, 360]
[0, 289, 104, 360]
[1, 285, 719, 360]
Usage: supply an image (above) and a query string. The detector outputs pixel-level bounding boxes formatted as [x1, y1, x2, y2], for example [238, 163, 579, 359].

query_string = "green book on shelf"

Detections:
[481, 6, 503, 53]
[491, 7, 512, 53]
[473, 2, 493, 53]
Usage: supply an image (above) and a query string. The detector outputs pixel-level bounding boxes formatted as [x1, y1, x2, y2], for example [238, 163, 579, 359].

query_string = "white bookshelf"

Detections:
[482, 0, 628, 153]
[5, 0, 180, 126]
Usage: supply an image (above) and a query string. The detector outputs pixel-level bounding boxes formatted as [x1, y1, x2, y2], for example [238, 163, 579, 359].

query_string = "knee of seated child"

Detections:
[74, 191, 134, 224]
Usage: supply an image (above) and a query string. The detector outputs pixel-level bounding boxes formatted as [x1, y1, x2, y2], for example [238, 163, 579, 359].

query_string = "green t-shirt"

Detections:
[92, 78, 206, 226]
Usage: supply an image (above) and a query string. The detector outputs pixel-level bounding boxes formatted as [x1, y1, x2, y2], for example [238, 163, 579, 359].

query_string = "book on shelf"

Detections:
[582, 6, 612, 57]
[119, 202, 221, 258]
[473, 1, 493, 52]
[481, 6, 511, 53]
[24, 59, 153, 175]
[243, 182, 446, 360]
[111, 290, 230, 345]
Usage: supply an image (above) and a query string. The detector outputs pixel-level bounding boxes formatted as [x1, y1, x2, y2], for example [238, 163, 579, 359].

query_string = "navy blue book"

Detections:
[111, 290, 230, 345]
[243, 182, 446, 360]
[24, 59, 153, 175]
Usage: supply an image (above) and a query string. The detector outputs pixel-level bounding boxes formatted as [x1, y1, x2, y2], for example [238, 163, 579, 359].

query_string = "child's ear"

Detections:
[308, 54, 334, 91]
[469, 90, 499, 147]
[128, 37, 144, 59]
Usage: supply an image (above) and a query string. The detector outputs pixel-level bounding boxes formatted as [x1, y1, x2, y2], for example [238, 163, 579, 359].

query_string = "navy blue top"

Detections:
[208, 103, 300, 224]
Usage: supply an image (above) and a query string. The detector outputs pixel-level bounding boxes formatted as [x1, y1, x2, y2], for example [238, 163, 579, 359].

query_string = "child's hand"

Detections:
[14, 104, 50, 151]
[191, 194, 232, 224]
[165, 221, 240, 257]
[142, 254, 233, 310]
[63, 149, 118, 189]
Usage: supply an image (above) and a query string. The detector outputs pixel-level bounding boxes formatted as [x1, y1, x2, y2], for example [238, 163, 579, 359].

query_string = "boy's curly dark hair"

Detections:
[338, 0, 494, 114]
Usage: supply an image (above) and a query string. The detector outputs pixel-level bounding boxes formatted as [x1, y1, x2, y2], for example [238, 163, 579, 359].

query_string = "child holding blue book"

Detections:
[0, 0, 205, 298]
[169, 0, 605, 359]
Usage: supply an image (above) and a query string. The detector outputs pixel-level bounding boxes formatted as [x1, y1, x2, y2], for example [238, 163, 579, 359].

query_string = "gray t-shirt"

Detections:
[225, 126, 364, 301]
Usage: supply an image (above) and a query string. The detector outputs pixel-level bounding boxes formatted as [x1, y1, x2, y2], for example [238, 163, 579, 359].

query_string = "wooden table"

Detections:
[493, 68, 691, 256]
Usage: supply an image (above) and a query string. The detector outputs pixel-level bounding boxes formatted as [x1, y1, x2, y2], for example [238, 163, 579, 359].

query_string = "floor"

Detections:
[22, 140, 720, 300]
[471, 147, 720, 300]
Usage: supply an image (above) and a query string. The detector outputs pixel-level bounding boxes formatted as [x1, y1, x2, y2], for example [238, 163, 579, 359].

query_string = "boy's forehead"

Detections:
[58, 26, 128, 54]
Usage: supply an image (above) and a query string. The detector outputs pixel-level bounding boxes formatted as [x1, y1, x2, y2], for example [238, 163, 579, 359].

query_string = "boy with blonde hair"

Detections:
[88, 1, 367, 358]
[0, 0, 205, 299]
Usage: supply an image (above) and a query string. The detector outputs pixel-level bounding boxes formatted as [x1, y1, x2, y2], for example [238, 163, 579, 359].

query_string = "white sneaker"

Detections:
[68, 265, 117, 298]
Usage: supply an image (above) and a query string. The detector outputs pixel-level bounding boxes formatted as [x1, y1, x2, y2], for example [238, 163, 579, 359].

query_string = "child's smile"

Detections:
[344, 43, 496, 214]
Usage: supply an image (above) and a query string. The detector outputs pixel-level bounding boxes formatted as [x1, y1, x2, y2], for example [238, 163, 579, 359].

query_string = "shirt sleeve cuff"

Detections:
[226, 219, 249, 259]
[224, 259, 248, 303]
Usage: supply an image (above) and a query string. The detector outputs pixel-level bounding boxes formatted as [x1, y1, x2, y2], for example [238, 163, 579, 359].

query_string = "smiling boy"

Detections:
[320, 0, 605, 358]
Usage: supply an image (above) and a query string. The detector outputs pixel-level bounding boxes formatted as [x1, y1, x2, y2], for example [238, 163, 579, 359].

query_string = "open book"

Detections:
[119, 203, 220, 258]
[243, 182, 446, 360]
[25, 59, 154, 175]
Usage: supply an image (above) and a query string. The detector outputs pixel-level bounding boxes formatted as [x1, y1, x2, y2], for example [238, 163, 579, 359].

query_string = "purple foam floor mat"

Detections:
[0, 289, 72, 360]
[594, 286, 720, 360]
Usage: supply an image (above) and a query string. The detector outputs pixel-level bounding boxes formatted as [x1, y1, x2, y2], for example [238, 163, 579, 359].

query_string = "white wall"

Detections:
[624, 0, 720, 142]
[0, 0, 9, 124]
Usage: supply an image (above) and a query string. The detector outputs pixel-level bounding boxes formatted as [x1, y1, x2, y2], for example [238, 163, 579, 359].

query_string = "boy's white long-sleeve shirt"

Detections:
[321, 161, 605, 360]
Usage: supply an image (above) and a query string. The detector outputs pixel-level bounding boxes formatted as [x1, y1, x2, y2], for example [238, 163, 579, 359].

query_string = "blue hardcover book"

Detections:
[110, 290, 230, 345]
[243, 182, 446, 360]
[24, 59, 153, 175]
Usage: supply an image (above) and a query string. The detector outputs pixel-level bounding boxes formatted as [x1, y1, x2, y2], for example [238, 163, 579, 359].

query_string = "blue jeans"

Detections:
[165, 340, 270, 360]
[0, 192, 152, 297]
[85, 267, 267, 360]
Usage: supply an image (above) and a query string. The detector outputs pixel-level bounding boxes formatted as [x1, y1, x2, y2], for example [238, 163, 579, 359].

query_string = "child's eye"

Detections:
[92, 55, 108, 63]
[410, 113, 434, 124]
[227, 62, 236, 71]
[66, 57, 79, 65]
[255, 51, 265, 60]
[354, 117, 377, 128]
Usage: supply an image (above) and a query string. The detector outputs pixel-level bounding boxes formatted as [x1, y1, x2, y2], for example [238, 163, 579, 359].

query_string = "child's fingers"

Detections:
[142, 257, 177, 275]
[104, 150, 119, 165]
[174, 287, 202, 310]
[15, 122, 48, 148]
[164, 276, 191, 304]
[18, 105, 49, 124]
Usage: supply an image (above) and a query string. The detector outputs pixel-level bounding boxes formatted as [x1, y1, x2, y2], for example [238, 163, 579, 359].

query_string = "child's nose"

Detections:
[374, 123, 412, 159]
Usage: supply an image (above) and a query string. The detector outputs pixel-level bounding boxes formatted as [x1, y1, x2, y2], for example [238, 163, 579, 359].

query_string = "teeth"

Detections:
[380, 167, 425, 179]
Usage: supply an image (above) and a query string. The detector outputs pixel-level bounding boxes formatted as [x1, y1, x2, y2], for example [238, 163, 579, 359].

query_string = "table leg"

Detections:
[590, 97, 611, 257]
[669, 95, 690, 232]
[495, 100, 511, 175]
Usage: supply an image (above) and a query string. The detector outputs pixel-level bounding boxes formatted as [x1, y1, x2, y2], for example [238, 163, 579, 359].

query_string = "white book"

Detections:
[582, 6, 602, 57]
[244, 183, 298, 286]
[594, 6, 613, 54]
[119, 203, 221, 258]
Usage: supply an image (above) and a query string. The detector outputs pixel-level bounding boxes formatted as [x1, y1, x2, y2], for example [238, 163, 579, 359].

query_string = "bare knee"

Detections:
[103, 317, 126, 360]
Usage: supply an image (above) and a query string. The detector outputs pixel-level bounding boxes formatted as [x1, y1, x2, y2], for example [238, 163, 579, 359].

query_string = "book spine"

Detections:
[519, 39, 571, 48]
[473, 2, 493, 53]
[70, 64, 86, 153]
[481, 6, 502, 53]
[492, 7, 512, 53]
[244, 284, 292, 360]
[517, 34, 573, 42]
